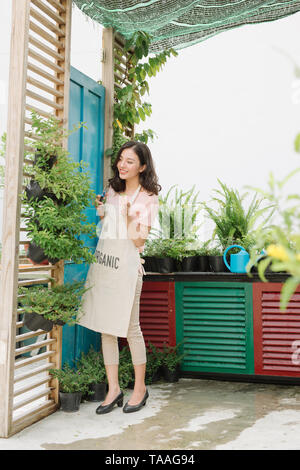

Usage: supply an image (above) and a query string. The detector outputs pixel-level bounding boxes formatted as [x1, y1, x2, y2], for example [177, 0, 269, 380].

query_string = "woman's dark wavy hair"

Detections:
[108, 141, 161, 196]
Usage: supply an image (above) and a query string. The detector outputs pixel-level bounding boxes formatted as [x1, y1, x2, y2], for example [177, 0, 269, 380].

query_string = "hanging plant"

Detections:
[105, 31, 178, 165]
[22, 110, 97, 265]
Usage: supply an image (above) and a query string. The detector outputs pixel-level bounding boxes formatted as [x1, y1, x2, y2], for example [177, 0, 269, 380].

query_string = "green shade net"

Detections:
[72, 0, 300, 53]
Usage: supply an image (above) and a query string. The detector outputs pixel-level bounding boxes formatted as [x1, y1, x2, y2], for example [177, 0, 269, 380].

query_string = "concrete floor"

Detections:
[1, 378, 300, 450]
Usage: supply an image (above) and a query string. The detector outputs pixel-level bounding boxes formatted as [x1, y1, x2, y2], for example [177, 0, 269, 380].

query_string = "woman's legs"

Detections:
[100, 271, 146, 406]
[101, 334, 121, 405]
[126, 271, 147, 405]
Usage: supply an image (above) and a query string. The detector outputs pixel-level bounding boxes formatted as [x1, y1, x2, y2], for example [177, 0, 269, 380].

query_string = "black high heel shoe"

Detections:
[123, 389, 149, 413]
[95, 390, 124, 415]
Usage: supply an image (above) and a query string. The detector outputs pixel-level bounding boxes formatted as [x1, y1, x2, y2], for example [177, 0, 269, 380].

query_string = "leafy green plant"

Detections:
[143, 237, 189, 260]
[106, 31, 178, 164]
[21, 111, 97, 264]
[18, 280, 90, 326]
[76, 346, 107, 386]
[177, 239, 211, 258]
[145, 341, 163, 385]
[49, 363, 89, 394]
[161, 342, 187, 372]
[158, 184, 202, 240]
[246, 168, 300, 309]
[202, 179, 274, 252]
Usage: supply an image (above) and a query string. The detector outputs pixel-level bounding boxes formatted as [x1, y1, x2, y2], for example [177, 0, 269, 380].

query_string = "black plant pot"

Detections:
[34, 152, 57, 171]
[151, 366, 162, 383]
[156, 257, 176, 273]
[23, 312, 54, 332]
[143, 256, 158, 272]
[208, 255, 228, 272]
[196, 255, 209, 272]
[59, 391, 82, 412]
[181, 256, 198, 272]
[250, 256, 272, 274]
[161, 364, 180, 383]
[86, 382, 107, 402]
[26, 242, 59, 265]
[25, 179, 46, 202]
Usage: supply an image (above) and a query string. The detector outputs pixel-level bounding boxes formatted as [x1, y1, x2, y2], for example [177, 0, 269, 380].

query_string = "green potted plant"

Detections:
[18, 280, 90, 333]
[22, 111, 97, 265]
[246, 167, 300, 308]
[142, 237, 177, 273]
[145, 341, 164, 385]
[205, 244, 226, 272]
[76, 347, 107, 402]
[202, 179, 274, 272]
[142, 185, 202, 273]
[146, 341, 164, 383]
[49, 363, 89, 412]
[160, 342, 186, 383]
[177, 238, 210, 272]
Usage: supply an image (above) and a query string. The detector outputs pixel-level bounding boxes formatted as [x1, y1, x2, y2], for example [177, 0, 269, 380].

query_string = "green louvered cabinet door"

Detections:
[175, 282, 254, 374]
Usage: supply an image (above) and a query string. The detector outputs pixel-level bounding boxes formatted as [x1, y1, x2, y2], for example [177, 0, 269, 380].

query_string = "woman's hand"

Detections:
[95, 195, 105, 218]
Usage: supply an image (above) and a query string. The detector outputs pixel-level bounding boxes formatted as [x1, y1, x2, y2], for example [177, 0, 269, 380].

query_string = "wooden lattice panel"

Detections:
[0, 0, 71, 437]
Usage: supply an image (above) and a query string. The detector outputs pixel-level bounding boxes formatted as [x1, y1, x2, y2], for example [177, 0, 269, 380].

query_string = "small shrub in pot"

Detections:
[49, 364, 89, 412]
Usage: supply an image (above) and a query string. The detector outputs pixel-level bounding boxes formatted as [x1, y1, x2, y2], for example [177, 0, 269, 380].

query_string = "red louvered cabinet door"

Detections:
[120, 281, 176, 350]
[253, 283, 300, 377]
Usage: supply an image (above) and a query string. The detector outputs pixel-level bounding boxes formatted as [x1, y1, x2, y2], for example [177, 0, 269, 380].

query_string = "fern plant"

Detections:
[158, 184, 202, 240]
[202, 179, 274, 252]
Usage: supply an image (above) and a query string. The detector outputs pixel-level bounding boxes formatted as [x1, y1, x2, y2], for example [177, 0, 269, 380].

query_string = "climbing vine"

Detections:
[105, 31, 178, 164]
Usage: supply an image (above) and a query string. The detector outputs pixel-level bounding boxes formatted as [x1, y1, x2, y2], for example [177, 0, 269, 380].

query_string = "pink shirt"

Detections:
[105, 185, 159, 255]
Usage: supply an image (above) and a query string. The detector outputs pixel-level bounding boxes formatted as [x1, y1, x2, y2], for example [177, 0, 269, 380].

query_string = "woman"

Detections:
[94, 141, 161, 414]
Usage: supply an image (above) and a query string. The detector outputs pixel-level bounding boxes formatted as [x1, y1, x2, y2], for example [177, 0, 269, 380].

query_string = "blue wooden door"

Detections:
[62, 66, 105, 366]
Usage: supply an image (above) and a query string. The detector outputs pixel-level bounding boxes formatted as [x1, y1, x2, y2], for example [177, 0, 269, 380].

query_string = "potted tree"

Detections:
[18, 280, 90, 333]
[49, 363, 89, 412]
[77, 347, 107, 402]
[22, 111, 97, 266]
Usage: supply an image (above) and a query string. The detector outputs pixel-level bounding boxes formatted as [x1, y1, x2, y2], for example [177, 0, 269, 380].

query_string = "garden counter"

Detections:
[123, 271, 300, 385]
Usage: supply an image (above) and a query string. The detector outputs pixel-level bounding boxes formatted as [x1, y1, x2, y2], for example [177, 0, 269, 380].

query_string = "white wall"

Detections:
[1, 3, 299, 242]
[135, 13, 300, 239]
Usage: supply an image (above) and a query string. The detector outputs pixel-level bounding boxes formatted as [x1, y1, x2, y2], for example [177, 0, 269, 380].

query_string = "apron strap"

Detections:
[129, 184, 141, 205]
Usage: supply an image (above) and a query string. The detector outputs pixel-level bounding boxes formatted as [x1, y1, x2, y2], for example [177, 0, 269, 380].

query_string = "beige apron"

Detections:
[79, 185, 141, 337]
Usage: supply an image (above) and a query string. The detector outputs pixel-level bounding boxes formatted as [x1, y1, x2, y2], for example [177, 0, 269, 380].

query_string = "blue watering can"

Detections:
[223, 245, 250, 273]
